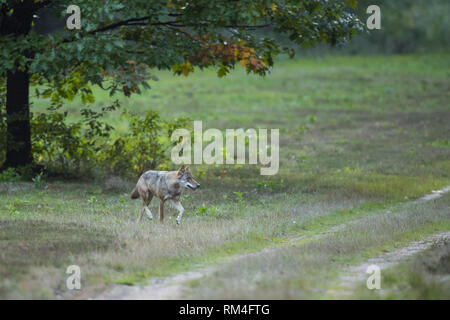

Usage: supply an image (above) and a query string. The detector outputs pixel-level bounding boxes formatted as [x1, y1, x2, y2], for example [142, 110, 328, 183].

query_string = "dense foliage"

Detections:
[0, 0, 362, 93]
[0, 0, 363, 175]
[29, 104, 190, 178]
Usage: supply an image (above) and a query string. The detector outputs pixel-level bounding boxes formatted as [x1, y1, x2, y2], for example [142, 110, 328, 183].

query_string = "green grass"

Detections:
[1, 54, 449, 299]
[185, 194, 450, 299]
[352, 235, 450, 300]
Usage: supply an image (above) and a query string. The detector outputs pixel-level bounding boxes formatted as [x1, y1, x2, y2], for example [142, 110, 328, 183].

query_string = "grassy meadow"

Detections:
[0, 54, 449, 299]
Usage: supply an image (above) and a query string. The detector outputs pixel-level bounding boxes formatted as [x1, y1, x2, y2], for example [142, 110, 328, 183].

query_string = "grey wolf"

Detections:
[130, 165, 200, 224]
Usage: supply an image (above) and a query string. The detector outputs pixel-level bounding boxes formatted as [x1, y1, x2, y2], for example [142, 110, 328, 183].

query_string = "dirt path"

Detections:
[95, 248, 276, 300]
[334, 231, 450, 296]
[94, 186, 450, 300]
[95, 270, 210, 300]
[414, 186, 450, 203]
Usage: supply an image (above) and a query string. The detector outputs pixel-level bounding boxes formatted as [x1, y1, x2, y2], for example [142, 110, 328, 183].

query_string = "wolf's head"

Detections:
[177, 165, 200, 190]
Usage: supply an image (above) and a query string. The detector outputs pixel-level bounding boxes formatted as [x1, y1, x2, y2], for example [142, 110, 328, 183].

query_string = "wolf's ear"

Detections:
[185, 166, 190, 172]
[177, 165, 185, 176]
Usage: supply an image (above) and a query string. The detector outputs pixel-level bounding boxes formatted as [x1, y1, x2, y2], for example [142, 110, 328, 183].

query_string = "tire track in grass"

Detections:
[413, 186, 450, 203]
[94, 248, 276, 300]
[93, 186, 450, 300]
[332, 231, 450, 297]
[325, 186, 450, 297]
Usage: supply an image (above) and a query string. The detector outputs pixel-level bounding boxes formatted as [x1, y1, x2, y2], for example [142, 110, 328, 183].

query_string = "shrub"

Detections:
[0, 168, 20, 182]
[1, 99, 190, 179]
[32, 102, 188, 177]
[31, 110, 84, 176]
[30, 101, 118, 178]
[101, 110, 190, 177]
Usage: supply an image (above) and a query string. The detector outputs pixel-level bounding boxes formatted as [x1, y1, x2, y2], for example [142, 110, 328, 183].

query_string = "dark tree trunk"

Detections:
[1, 0, 34, 169]
[4, 70, 32, 168]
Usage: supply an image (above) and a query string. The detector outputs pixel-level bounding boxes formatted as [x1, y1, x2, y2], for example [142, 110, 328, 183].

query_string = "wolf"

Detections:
[130, 165, 200, 225]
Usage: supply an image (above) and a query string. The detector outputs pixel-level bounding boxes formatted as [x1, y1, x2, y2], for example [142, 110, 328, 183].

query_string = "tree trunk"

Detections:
[3, 70, 32, 168]
[1, 0, 34, 169]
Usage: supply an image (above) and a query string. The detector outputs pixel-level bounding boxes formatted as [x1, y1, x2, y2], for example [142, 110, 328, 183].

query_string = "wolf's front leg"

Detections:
[144, 206, 153, 220]
[172, 200, 185, 225]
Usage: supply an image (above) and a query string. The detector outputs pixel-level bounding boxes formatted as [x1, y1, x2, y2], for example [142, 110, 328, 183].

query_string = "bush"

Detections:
[30, 101, 118, 178]
[36, 105, 190, 178]
[101, 110, 190, 177]
[0, 168, 20, 182]
[0, 99, 190, 179]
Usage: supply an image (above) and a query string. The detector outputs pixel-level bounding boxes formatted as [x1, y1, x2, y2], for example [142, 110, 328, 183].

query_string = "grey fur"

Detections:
[131, 166, 200, 224]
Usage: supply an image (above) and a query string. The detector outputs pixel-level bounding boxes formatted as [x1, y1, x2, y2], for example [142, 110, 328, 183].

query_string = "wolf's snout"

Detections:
[191, 183, 200, 190]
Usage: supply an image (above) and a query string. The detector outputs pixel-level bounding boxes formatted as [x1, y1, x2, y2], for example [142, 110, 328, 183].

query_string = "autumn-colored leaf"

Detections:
[241, 51, 251, 59]
[249, 57, 259, 69]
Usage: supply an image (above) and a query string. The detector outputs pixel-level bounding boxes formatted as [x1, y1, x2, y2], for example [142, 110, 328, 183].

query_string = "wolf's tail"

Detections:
[130, 187, 140, 199]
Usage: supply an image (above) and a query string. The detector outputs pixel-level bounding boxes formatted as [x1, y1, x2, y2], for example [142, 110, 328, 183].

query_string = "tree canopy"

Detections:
[0, 0, 363, 169]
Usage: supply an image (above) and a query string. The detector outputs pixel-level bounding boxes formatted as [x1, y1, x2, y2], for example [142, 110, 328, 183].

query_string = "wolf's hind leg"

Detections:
[137, 192, 153, 223]
[159, 198, 165, 223]
[172, 200, 185, 225]
[144, 193, 153, 220]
